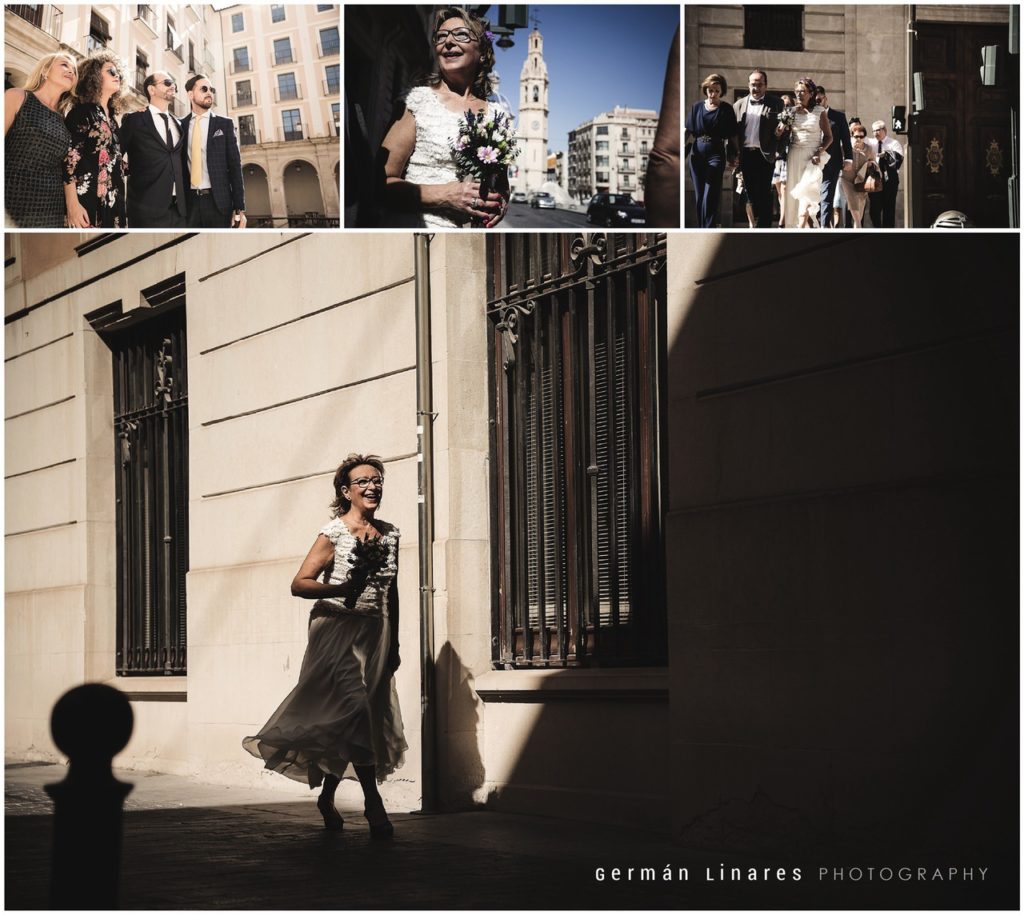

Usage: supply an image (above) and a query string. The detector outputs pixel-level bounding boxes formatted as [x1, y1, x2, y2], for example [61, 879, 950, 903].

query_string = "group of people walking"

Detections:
[687, 69, 904, 229]
[5, 50, 245, 228]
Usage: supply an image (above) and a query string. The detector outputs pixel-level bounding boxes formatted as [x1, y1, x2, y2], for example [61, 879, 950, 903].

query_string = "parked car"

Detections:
[529, 192, 556, 209]
[510, 191, 528, 204]
[586, 193, 646, 227]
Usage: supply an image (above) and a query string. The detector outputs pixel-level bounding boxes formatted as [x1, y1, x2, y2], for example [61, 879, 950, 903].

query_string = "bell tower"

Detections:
[517, 25, 549, 193]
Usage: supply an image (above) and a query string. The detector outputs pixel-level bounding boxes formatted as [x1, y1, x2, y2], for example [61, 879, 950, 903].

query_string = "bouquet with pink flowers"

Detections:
[450, 109, 519, 224]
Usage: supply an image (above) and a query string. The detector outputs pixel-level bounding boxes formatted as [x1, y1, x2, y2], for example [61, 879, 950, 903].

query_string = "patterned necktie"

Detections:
[160, 113, 174, 150]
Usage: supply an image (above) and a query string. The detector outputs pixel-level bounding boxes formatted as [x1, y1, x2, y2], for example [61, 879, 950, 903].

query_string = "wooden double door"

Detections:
[914, 21, 1013, 227]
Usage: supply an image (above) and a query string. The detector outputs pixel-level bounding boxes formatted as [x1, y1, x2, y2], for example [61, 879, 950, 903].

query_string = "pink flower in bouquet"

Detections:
[476, 146, 499, 165]
[456, 134, 470, 150]
[98, 147, 110, 167]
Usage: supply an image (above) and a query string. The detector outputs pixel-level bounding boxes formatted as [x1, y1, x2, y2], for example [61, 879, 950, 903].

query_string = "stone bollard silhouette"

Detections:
[45, 683, 134, 910]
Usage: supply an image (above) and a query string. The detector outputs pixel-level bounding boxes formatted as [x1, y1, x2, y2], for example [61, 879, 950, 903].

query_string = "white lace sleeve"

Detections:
[318, 518, 346, 545]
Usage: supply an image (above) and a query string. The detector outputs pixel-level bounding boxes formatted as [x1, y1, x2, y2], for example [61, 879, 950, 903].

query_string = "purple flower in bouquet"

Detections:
[477, 146, 499, 165]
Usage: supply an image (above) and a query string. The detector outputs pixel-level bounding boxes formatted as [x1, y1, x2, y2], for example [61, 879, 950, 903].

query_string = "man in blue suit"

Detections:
[180, 74, 246, 228]
[815, 86, 852, 228]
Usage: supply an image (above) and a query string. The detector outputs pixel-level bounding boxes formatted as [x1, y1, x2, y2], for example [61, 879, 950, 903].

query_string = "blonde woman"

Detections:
[64, 51, 128, 228]
[4, 51, 77, 226]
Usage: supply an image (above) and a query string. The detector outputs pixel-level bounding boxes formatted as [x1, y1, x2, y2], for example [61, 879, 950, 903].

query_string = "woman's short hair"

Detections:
[69, 50, 127, 117]
[23, 52, 78, 95]
[425, 6, 495, 99]
[700, 73, 727, 95]
[330, 453, 386, 516]
[794, 77, 818, 97]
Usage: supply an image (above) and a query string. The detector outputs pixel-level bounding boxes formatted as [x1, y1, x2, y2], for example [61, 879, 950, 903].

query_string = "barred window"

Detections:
[91, 283, 188, 676]
[744, 5, 803, 51]
[487, 234, 667, 668]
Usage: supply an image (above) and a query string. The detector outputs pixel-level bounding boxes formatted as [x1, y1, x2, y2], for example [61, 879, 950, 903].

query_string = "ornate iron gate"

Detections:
[487, 233, 667, 668]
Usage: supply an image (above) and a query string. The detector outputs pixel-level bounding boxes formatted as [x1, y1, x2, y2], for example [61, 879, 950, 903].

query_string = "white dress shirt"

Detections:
[148, 104, 179, 196]
[186, 110, 213, 190]
[148, 104, 180, 145]
[743, 96, 766, 149]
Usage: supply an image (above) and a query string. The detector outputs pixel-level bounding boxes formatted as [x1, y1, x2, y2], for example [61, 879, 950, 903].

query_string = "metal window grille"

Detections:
[744, 5, 803, 51]
[102, 291, 189, 676]
[488, 233, 667, 668]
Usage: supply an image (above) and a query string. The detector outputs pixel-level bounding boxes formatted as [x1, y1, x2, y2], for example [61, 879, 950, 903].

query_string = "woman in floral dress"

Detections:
[64, 50, 127, 228]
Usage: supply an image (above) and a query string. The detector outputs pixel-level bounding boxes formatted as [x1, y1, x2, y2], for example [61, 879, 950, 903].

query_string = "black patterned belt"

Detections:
[696, 135, 720, 142]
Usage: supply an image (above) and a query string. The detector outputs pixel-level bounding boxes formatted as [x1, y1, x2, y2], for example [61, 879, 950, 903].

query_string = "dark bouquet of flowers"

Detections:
[344, 534, 389, 609]
[450, 109, 519, 223]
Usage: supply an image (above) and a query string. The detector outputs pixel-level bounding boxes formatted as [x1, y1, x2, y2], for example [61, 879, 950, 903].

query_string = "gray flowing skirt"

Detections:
[243, 609, 407, 787]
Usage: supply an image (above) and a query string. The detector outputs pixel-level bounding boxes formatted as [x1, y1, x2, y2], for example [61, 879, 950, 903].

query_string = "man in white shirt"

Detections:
[180, 74, 246, 228]
[729, 69, 783, 228]
[120, 71, 187, 227]
[866, 120, 904, 228]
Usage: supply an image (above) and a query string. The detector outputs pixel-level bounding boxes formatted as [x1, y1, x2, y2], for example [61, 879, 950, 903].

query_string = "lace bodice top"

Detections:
[789, 105, 825, 148]
[314, 518, 399, 617]
[401, 85, 505, 228]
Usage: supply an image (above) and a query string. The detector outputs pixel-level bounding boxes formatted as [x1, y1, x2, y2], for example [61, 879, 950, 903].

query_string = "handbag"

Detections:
[861, 162, 881, 193]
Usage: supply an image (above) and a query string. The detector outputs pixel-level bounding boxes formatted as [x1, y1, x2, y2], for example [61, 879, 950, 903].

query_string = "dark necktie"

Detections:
[160, 113, 174, 150]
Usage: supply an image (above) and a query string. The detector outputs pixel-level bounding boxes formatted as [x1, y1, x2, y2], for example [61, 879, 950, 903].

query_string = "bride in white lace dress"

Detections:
[777, 78, 832, 228]
[243, 454, 407, 839]
[380, 7, 512, 228]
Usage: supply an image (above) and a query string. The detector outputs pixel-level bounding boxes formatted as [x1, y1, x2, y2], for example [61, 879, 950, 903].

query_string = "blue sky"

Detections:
[481, 5, 679, 154]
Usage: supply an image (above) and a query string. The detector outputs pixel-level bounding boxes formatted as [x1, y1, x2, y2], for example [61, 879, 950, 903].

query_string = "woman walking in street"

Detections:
[243, 454, 406, 838]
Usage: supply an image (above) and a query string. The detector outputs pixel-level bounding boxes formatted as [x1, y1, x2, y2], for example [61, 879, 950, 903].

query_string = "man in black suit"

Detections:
[120, 71, 187, 228]
[728, 69, 783, 228]
[867, 120, 904, 228]
[180, 74, 246, 228]
[814, 86, 853, 228]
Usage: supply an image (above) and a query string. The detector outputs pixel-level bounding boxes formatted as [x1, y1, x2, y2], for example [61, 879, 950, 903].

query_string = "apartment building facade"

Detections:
[567, 106, 658, 203]
[4, 3, 223, 118]
[219, 3, 340, 226]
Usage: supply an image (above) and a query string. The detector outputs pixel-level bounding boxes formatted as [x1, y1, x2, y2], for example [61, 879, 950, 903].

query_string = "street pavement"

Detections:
[5, 762, 1015, 910]
[500, 204, 591, 229]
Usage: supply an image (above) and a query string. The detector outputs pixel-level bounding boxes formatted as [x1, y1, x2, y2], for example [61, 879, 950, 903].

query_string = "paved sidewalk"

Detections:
[5, 763, 1015, 910]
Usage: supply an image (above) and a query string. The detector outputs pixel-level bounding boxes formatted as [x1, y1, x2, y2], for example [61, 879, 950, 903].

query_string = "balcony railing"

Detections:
[233, 91, 255, 108]
[322, 78, 340, 96]
[274, 85, 302, 102]
[272, 50, 294, 66]
[203, 50, 215, 73]
[278, 125, 305, 142]
[240, 129, 261, 146]
[135, 5, 157, 34]
[87, 34, 110, 52]
[230, 59, 252, 75]
[9, 5, 64, 37]
[287, 213, 334, 227]
[318, 39, 340, 57]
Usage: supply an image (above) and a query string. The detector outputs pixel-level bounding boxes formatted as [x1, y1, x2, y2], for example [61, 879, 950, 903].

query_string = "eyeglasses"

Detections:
[105, 67, 120, 78]
[196, 85, 216, 93]
[348, 476, 384, 489]
[158, 78, 176, 88]
[434, 28, 477, 44]
[853, 134, 866, 139]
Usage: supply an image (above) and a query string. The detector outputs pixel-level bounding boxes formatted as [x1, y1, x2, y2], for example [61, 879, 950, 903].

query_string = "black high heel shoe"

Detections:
[364, 802, 394, 839]
[317, 795, 344, 831]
